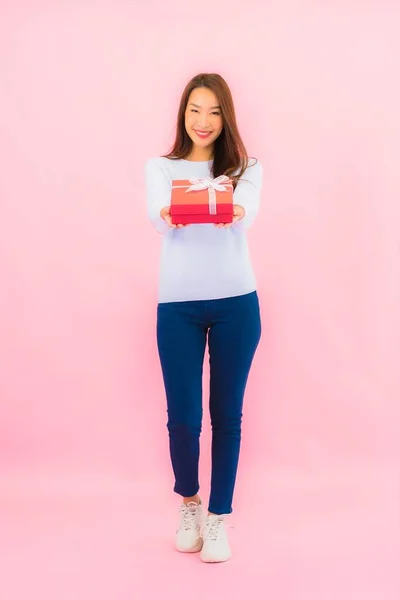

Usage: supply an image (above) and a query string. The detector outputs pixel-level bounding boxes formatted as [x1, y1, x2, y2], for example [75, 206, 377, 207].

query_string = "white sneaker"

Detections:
[200, 514, 232, 563]
[175, 501, 204, 553]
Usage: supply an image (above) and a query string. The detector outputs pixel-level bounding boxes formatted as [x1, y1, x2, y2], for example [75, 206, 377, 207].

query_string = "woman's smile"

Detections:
[194, 130, 213, 139]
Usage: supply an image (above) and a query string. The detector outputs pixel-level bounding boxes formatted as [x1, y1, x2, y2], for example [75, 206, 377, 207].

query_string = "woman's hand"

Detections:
[214, 204, 245, 228]
[160, 206, 189, 229]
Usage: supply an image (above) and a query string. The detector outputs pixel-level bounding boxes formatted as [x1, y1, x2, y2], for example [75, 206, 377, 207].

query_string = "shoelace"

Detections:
[201, 517, 224, 541]
[181, 502, 199, 531]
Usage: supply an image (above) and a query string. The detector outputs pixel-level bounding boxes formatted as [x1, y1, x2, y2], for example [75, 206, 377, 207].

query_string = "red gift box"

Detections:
[170, 176, 233, 224]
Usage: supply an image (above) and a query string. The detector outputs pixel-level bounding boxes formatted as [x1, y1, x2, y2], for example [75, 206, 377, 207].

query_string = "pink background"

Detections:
[0, 1, 399, 598]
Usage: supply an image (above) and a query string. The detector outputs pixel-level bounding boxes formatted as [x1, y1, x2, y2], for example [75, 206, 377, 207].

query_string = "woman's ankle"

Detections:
[183, 494, 201, 505]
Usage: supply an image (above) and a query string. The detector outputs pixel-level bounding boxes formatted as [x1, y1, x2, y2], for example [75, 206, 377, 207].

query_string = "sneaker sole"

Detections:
[176, 539, 203, 553]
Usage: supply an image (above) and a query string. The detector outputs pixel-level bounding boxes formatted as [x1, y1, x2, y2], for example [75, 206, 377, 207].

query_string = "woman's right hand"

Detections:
[160, 206, 189, 228]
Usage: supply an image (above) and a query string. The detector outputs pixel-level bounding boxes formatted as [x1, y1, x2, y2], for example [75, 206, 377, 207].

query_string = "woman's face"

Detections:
[184, 87, 223, 151]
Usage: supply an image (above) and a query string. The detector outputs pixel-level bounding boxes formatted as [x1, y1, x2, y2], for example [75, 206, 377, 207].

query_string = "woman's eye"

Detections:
[190, 109, 220, 116]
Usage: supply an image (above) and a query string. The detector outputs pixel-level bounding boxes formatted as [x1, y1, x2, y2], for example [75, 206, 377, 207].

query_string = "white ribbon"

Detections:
[184, 175, 231, 215]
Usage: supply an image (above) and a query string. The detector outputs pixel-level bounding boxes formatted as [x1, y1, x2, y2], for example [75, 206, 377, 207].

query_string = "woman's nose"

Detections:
[197, 113, 209, 128]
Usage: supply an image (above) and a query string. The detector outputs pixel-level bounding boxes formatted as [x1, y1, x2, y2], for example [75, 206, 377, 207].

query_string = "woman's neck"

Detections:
[186, 145, 213, 162]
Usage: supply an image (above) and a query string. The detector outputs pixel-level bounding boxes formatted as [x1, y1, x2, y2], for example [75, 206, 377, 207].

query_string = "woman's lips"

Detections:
[194, 130, 212, 139]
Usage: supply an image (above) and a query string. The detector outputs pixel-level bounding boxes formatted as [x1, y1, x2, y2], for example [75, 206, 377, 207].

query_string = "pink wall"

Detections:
[0, 1, 399, 483]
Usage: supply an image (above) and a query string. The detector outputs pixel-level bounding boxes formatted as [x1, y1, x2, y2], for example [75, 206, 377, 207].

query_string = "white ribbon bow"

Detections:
[185, 175, 231, 215]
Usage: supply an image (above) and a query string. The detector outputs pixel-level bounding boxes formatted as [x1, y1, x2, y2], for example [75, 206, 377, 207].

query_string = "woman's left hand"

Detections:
[214, 205, 245, 228]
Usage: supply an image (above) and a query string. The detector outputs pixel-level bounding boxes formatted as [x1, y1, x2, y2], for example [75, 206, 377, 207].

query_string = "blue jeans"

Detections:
[156, 291, 261, 515]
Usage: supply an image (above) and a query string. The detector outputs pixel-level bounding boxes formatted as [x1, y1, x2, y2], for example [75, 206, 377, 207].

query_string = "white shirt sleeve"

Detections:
[233, 160, 263, 229]
[145, 158, 172, 235]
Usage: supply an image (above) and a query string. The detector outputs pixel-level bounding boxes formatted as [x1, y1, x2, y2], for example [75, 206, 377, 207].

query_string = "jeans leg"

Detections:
[157, 301, 207, 498]
[207, 292, 261, 514]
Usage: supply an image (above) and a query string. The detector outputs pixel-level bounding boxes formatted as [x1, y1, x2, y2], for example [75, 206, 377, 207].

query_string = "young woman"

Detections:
[145, 73, 262, 563]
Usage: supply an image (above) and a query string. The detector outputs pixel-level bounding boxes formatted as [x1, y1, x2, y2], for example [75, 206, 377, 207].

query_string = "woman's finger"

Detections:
[164, 215, 176, 228]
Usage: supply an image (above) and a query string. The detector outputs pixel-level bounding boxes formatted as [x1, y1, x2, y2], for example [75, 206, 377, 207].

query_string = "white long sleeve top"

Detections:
[145, 156, 262, 303]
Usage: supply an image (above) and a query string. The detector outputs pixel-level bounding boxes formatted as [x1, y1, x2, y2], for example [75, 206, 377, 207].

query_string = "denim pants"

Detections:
[156, 291, 261, 515]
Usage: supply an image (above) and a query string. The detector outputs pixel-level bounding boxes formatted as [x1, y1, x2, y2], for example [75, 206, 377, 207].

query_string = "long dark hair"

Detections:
[163, 73, 254, 187]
